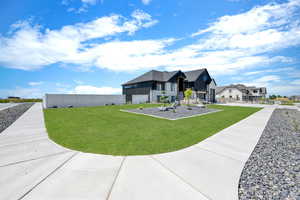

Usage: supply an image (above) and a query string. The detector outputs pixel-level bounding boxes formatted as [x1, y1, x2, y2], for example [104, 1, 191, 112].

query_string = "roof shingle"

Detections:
[123, 68, 206, 85]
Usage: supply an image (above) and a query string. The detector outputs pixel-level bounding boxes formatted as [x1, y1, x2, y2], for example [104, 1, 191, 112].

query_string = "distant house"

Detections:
[216, 84, 267, 103]
[290, 95, 300, 101]
[122, 68, 216, 103]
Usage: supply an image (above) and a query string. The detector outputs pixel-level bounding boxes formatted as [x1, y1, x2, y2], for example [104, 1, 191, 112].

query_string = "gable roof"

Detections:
[211, 79, 217, 86]
[184, 69, 206, 82]
[216, 86, 225, 94]
[123, 68, 207, 85]
[123, 70, 180, 85]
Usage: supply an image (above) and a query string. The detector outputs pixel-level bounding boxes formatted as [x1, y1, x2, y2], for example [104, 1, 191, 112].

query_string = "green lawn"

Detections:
[44, 104, 261, 155]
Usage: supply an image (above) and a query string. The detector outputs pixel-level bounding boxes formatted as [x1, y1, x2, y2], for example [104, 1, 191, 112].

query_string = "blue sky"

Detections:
[0, 0, 300, 98]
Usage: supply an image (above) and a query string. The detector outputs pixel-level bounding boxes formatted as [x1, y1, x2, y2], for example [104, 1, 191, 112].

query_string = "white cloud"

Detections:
[191, 0, 300, 54]
[0, 0, 299, 76]
[255, 75, 281, 83]
[141, 0, 151, 5]
[244, 67, 294, 76]
[193, 0, 300, 36]
[81, 0, 97, 5]
[0, 87, 43, 98]
[0, 10, 157, 70]
[28, 81, 43, 86]
[240, 75, 281, 87]
[291, 79, 300, 85]
[71, 85, 121, 94]
[62, 0, 100, 13]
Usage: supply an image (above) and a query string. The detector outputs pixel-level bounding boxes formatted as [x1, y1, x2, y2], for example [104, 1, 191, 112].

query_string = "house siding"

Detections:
[216, 88, 245, 103]
[122, 69, 216, 103]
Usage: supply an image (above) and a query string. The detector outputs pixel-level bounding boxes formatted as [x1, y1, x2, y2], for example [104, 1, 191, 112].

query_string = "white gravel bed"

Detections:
[0, 103, 34, 133]
[239, 109, 300, 200]
[124, 105, 220, 120]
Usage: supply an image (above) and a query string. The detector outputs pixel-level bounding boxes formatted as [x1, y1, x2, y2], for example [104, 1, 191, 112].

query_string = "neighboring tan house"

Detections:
[122, 68, 216, 103]
[216, 84, 267, 103]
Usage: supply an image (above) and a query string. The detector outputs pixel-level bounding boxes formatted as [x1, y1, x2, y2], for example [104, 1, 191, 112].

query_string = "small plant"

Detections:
[139, 106, 143, 110]
[160, 91, 169, 107]
[173, 109, 176, 113]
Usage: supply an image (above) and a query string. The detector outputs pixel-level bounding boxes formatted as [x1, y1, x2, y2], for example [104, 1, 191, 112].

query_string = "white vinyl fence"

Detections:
[132, 95, 149, 104]
[43, 94, 125, 108]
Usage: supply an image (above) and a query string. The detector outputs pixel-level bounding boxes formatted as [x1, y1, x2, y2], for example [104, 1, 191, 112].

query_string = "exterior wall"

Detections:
[44, 94, 125, 108]
[122, 81, 154, 103]
[248, 88, 266, 98]
[132, 95, 149, 104]
[149, 81, 178, 102]
[207, 80, 216, 102]
[216, 88, 243, 102]
[150, 90, 177, 102]
[194, 70, 212, 91]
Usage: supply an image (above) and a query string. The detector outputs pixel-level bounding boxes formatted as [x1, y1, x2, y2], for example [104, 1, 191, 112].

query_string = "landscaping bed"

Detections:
[0, 103, 34, 133]
[239, 109, 300, 199]
[44, 104, 261, 155]
[123, 105, 220, 120]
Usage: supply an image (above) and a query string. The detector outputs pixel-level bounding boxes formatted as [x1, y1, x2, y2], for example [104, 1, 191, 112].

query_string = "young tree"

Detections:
[184, 88, 193, 107]
[160, 91, 168, 107]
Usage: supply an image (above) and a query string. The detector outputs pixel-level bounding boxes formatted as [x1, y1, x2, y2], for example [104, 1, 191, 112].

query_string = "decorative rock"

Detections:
[0, 103, 34, 133]
[239, 109, 300, 200]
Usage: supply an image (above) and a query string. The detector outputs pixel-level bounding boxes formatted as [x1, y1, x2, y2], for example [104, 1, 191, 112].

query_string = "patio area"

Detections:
[122, 105, 220, 120]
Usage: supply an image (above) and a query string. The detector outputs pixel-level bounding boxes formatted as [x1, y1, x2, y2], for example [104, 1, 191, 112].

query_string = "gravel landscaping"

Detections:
[239, 109, 300, 200]
[0, 103, 34, 133]
[123, 105, 220, 120]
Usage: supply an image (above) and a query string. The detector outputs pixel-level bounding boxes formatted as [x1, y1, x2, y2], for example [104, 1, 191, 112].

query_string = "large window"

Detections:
[123, 82, 152, 89]
[171, 83, 175, 91]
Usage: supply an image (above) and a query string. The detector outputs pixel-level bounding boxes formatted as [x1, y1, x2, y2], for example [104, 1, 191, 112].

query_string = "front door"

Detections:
[178, 78, 184, 92]
[126, 95, 132, 103]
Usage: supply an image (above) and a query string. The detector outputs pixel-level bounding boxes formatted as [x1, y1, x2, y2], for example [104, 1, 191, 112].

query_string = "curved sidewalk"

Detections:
[0, 103, 275, 200]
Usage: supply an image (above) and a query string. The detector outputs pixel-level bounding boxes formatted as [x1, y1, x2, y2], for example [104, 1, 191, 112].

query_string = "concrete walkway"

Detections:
[0, 103, 277, 200]
[219, 102, 300, 111]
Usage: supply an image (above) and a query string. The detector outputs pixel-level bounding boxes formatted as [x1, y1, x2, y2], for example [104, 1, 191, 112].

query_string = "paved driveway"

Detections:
[0, 103, 277, 200]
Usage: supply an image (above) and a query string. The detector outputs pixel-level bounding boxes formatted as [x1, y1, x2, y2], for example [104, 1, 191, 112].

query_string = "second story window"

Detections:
[157, 83, 162, 91]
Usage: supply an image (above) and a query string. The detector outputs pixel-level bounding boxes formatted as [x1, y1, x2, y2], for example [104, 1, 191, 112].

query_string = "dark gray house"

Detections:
[122, 68, 216, 103]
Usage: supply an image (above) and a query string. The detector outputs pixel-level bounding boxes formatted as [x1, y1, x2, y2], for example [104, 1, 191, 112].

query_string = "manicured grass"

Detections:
[44, 104, 261, 155]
